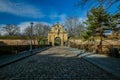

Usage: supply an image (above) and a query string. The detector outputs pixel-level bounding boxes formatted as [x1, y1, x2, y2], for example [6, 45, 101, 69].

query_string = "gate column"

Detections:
[61, 39, 63, 46]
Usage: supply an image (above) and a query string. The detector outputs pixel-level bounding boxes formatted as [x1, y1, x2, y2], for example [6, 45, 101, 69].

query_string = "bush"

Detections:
[109, 47, 120, 58]
[0, 36, 27, 40]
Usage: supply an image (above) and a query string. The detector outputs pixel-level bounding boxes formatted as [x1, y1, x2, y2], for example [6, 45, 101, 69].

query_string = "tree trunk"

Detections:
[99, 29, 103, 54]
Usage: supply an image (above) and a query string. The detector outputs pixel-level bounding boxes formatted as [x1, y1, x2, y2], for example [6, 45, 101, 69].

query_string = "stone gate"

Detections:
[48, 23, 68, 46]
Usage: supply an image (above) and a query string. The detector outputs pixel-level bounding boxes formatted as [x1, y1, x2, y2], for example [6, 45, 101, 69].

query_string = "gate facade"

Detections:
[48, 24, 68, 46]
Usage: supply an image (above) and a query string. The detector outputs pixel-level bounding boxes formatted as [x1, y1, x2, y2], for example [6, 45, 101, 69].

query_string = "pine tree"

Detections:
[83, 6, 110, 53]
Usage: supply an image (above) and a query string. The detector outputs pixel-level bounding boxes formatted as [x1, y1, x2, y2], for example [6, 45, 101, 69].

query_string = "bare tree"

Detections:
[75, 0, 120, 12]
[64, 16, 85, 37]
[2, 24, 20, 36]
[23, 26, 31, 38]
[34, 23, 50, 45]
[23, 23, 50, 45]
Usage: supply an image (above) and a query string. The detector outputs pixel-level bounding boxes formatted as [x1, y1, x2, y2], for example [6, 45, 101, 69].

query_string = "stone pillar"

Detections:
[48, 35, 50, 45]
[52, 42, 54, 46]
[68, 40, 70, 47]
[48, 37, 50, 45]
[61, 39, 63, 46]
[52, 37, 55, 46]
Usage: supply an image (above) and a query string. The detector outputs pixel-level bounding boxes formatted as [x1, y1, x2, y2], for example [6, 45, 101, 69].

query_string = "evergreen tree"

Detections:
[83, 6, 110, 53]
[111, 13, 120, 36]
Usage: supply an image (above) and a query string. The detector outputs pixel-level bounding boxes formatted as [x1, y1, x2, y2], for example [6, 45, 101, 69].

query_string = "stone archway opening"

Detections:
[54, 37, 61, 46]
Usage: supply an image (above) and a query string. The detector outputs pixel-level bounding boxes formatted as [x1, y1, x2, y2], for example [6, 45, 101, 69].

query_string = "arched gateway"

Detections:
[48, 23, 68, 46]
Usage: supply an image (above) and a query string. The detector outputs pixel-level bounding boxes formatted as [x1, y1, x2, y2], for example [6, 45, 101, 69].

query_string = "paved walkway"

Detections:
[0, 47, 51, 67]
[0, 46, 118, 80]
[67, 47, 120, 79]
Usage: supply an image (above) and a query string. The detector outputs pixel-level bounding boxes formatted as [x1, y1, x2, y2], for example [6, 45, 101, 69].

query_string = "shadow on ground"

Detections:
[0, 47, 119, 80]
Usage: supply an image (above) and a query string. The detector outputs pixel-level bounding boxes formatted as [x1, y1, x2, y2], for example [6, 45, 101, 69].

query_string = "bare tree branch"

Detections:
[2, 24, 20, 36]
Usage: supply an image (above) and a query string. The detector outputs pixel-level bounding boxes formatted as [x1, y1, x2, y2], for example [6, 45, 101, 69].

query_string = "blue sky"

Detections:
[0, 0, 78, 25]
[0, 0, 120, 27]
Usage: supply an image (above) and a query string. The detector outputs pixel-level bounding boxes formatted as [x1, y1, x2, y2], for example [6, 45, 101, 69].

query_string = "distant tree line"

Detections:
[0, 23, 50, 45]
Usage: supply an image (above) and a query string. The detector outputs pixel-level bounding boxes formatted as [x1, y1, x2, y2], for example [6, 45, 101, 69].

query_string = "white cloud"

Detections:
[79, 18, 87, 23]
[11, 18, 87, 34]
[49, 13, 67, 24]
[59, 14, 67, 23]
[49, 13, 66, 19]
[49, 13, 59, 20]
[0, 24, 5, 28]
[18, 21, 52, 33]
[0, 24, 6, 35]
[18, 22, 31, 33]
[0, 0, 44, 18]
[78, 17, 87, 27]
[0, 21, 51, 35]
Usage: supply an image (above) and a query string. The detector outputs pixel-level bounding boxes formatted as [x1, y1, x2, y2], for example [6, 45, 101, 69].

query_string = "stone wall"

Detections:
[0, 40, 38, 46]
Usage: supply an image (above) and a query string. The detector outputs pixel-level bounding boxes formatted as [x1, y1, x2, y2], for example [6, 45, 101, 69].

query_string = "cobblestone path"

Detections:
[0, 47, 117, 80]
